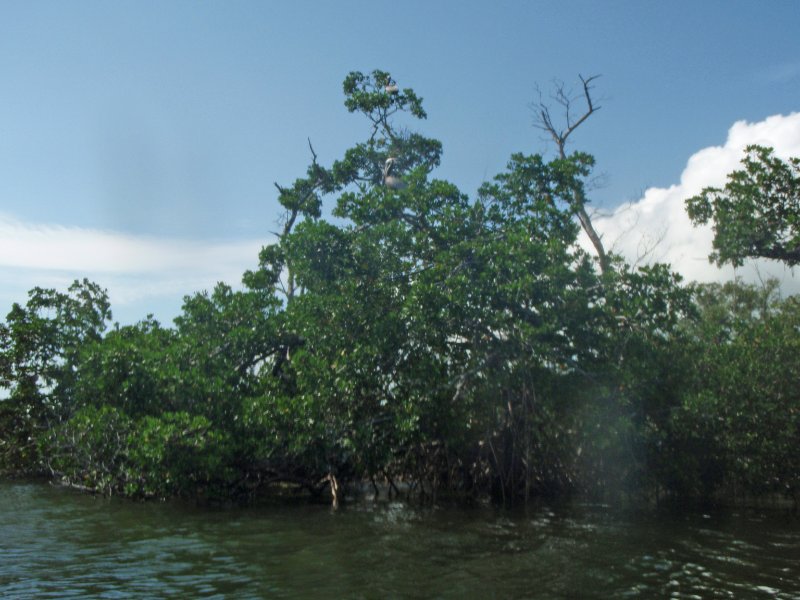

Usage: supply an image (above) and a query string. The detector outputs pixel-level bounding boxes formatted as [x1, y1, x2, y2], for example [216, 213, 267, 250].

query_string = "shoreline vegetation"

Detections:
[8, 475, 800, 516]
[2, 71, 799, 510]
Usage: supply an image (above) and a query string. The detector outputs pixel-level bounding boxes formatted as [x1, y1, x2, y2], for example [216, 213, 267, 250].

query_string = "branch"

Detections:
[530, 75, 609, 273]
[560, 75, 601, 153]
[307, 137, 318, 162]
[532, 74, 601, 159]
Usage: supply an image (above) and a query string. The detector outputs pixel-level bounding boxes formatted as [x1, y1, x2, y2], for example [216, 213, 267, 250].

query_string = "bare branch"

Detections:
[559, 75, 601, 153]
[307, 137, 318, 163]
[532, 74, 601, 159]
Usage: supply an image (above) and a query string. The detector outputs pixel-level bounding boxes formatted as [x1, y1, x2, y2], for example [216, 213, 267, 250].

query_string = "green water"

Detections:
[1, 481, 798, 598]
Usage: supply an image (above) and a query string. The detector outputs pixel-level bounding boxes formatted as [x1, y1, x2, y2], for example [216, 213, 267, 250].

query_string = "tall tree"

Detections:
[532, 75, 610, 274]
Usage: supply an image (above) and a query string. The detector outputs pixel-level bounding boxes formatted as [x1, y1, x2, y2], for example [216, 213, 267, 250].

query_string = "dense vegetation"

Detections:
[1, 71, 798, 508]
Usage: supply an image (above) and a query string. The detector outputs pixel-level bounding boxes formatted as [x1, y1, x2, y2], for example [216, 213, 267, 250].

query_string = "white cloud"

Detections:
[583, 112, 800, 295]
[0, 215, 269, 324]
[0, 214, 263, 273]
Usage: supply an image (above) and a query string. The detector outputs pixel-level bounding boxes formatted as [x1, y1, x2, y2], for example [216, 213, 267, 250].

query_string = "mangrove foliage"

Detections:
[1, 71, 798, 508]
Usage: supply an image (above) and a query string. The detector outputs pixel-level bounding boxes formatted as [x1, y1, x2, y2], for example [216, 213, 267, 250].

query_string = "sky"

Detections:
[1, 1, 799, 325]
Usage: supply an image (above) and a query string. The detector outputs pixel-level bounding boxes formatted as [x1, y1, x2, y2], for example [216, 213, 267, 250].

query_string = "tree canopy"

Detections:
[686, 145, 800, 267]
[1, 71, 798, 510]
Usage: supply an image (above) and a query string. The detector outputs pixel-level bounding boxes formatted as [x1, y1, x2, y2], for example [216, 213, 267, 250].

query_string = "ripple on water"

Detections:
[1, 482, 800, 599]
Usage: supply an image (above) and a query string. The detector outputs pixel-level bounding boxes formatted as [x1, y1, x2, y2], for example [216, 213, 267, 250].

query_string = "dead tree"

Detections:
[533, 75, 610, 274]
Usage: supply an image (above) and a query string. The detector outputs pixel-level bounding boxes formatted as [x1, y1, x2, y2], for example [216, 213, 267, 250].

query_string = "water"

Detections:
[1, 481, 799, 599]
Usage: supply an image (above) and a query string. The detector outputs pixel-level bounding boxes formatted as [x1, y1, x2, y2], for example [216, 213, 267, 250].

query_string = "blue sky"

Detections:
[1, 1, 799, 325]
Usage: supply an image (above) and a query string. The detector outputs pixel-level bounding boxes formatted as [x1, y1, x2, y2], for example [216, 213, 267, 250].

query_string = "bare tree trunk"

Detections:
[574, 191, 610, 274]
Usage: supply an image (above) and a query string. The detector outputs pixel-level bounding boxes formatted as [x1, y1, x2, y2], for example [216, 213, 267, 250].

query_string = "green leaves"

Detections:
[42, 406, 231, 499]
[343, 70, 427, 123]
[686, 145, 800, 266]
[3, 71, 797, 508]
[0, 279, 111, 474]
[673, 281, 800, 500]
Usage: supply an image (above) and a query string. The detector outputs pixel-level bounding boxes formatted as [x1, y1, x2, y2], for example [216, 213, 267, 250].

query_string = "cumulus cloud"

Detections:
[0, 215, 268, 324]
[583, 112, 800, 295]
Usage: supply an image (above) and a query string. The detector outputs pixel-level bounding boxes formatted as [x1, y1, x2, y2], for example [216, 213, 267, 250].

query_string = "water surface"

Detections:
[1, 481, 798, 598]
